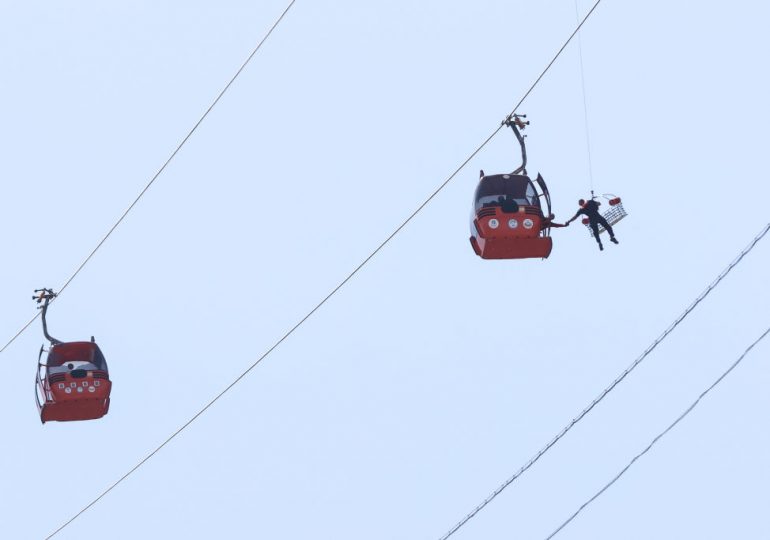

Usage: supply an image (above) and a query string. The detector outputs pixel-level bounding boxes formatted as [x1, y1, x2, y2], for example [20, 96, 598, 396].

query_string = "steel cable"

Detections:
[0, 0, 297, 356]
[437, 221, 770, 540]
[44, 2, 605, 537]
[544, 325, 770, 540]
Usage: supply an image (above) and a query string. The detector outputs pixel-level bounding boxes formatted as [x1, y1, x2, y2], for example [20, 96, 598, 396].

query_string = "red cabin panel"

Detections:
[471, 231, 553, 259]
[469, 173, 553, 260]
[36, 341, 112, 423]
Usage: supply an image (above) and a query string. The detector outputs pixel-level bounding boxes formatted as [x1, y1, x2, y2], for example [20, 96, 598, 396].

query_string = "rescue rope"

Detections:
[575, 0, 595, 193]
[0, 0, 298, 356]
[545, 325, 770, 540]
[436, 221, 770, 540]
[44, 3, 607, 537]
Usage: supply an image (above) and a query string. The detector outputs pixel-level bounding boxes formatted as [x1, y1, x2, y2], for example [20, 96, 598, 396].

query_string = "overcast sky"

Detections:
[2, 1, 769, 539]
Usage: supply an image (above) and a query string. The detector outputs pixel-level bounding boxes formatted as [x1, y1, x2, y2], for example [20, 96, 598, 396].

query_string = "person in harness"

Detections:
[565, 198, 619, 251]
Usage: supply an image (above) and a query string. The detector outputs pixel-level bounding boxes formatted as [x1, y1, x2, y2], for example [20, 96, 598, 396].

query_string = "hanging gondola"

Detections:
[33, 289, 111, 423]
[469, 114, 554, 260]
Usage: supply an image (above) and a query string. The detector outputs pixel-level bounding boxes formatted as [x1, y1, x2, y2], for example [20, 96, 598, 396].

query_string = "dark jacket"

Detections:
[572, 200, 601, 222]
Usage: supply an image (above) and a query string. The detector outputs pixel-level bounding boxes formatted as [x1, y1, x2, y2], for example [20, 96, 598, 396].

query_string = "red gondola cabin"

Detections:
[36, 341, 111, 423]
[469, 172, 553, 259]
[469, 114, 554, 260]
[33, 289, 112, 423]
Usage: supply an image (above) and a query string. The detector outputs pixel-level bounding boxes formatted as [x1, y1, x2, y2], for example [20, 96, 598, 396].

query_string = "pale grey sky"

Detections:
[2, 1, 769, 539]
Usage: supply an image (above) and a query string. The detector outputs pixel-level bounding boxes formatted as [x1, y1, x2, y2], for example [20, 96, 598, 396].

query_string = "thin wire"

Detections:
[43, 128, 493, 538]
[437, 221, 770, 540]
[574, 0, 594, 192]
[0, 313, 39, 355]
[45, 3, 605, 537]
[506, 0, 603, 121]
[5, 0, 602, 360]
[0, 0, 297, 357]
[545, 325, 770, 540]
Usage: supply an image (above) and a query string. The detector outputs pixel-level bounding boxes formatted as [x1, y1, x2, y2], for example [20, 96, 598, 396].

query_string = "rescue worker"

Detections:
[564, 198, 619, 250]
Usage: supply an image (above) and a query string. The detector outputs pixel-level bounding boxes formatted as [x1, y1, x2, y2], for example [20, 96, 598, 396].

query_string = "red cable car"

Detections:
[33, 289, 112, 423]
[470, 115, 554, 260]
